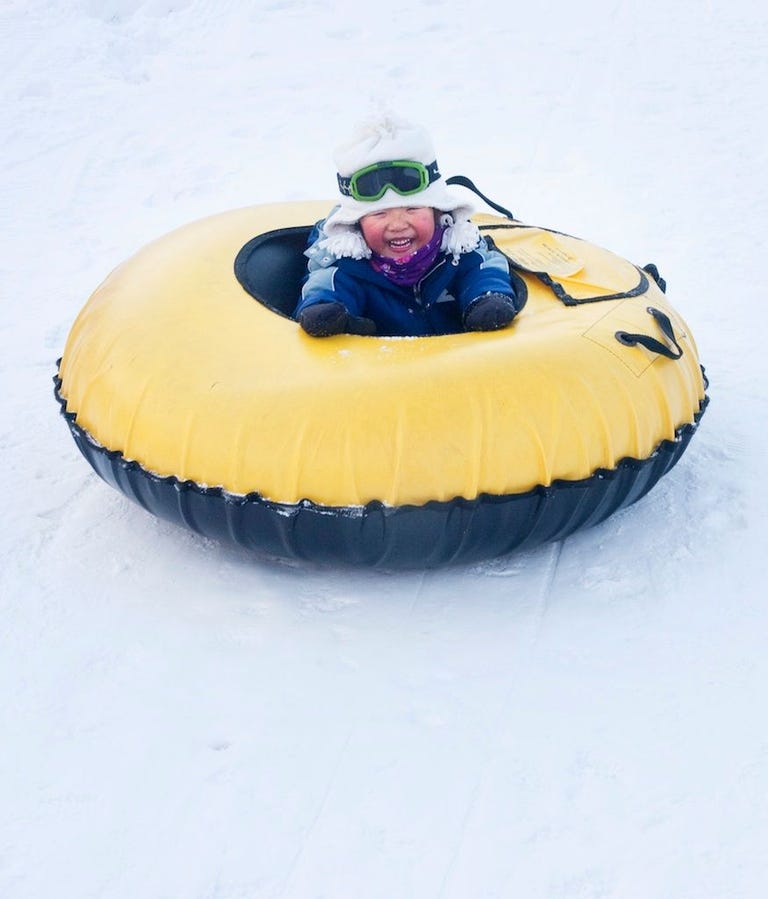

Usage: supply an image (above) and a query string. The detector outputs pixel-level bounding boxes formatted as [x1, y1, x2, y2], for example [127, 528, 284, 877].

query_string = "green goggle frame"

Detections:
[337, 159, 441, 202]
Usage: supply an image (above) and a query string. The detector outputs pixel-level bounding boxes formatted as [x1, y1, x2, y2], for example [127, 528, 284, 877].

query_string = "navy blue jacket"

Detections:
[294, 224, 517, 337]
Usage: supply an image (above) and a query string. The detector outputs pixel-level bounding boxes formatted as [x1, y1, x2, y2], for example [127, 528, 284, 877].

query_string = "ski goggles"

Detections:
[337, 159, 441, 202]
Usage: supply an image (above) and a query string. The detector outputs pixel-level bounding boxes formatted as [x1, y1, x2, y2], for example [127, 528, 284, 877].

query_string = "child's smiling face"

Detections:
[360, 206, 437, 259]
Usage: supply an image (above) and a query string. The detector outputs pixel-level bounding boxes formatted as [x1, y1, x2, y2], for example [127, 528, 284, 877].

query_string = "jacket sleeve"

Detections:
[293, 220, 365, 319]
[294, 266, 366, 319]
[452, 239, 519, 314]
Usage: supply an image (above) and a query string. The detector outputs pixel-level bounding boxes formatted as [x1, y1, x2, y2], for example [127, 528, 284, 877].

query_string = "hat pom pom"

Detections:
[318, 228, 372, 260]
[440, 214, 481, 261]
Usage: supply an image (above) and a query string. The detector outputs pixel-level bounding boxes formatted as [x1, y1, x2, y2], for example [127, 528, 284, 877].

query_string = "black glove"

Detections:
[463, 292, 518, 332]
[299, 302, 348, 336]
[347, 313, 377, 336]
[299, 302, 376, 337]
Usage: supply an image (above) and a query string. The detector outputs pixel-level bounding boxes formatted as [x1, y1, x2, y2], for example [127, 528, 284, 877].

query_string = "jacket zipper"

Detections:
[414, 258, 447, 308]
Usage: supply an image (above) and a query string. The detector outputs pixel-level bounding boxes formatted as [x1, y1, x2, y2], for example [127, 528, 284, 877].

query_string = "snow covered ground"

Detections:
[2, 0, 767, 896]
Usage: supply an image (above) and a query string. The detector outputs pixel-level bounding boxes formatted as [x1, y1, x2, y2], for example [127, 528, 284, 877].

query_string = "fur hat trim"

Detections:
[315, 212, 481, 263]
[317, 229, 371, 261]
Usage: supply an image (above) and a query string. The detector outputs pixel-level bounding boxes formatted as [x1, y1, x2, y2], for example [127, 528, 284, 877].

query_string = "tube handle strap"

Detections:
[615, 306, 684, 360]
[445, 175, 516, 220]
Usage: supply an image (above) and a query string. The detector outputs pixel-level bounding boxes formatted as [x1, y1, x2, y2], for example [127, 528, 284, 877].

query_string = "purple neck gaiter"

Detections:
[369, 226, 445, 287]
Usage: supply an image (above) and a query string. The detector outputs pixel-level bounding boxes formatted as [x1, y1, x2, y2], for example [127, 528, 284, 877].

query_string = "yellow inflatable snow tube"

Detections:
[55, 201, 708, 566]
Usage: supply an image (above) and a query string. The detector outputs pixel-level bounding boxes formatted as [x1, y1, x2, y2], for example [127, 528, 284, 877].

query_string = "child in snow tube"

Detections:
[294, 115, 521, 337]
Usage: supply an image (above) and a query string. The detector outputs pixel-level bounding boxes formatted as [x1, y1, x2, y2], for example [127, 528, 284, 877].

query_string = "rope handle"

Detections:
[445, 175, 516, 220]
[444, 180, 682, 362]
[615, 307, 684, 360]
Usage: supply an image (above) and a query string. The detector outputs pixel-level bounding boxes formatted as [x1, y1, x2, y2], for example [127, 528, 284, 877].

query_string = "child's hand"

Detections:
[299, 302, 349, 336]
[463, 293, 518, 332]
[299, 302, 376, 337]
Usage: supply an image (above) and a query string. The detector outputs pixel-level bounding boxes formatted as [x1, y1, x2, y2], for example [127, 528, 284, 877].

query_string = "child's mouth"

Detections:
[387, 238, 413, 253]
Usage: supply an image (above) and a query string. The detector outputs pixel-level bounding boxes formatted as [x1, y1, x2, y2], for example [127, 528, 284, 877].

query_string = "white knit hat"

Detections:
[320, 115, 479, 260]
